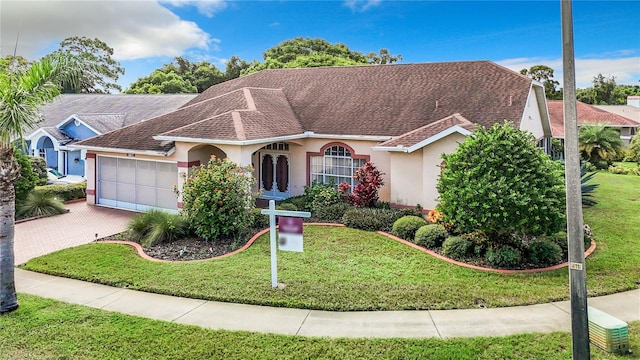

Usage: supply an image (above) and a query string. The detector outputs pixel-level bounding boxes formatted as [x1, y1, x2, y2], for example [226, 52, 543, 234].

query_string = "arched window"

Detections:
[309, 144, 367, 189]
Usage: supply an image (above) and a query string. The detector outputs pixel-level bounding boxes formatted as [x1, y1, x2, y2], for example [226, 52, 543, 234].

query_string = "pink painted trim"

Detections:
[86, 189, 96, 195]
[376, 231, 597, 274]
[86, 153, 96, 159]
[178, 160, 200, 168]
[64, 198, 87, 204]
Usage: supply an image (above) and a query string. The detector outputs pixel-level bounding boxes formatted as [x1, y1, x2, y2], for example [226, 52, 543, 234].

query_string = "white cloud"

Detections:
[343, 0, 381, 12]
[497, 55, 640, 88]
[159, 0, 227, 18]
[1, 0, 215, 61]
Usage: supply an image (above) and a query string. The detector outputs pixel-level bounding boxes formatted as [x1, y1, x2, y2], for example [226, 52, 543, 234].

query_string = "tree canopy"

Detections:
[241, 37, 402, 75]
[48, 37, 124, 94]
[520, 65, 562, 100]
[576, 74, 640, 105]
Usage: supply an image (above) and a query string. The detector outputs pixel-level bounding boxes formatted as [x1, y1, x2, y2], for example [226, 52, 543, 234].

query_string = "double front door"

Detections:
[260, 153, 289, 199]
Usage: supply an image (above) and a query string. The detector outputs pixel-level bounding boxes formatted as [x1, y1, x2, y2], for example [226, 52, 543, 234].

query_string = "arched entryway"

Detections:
[35, 136, 57, 169]
[187, 144, 227, 170]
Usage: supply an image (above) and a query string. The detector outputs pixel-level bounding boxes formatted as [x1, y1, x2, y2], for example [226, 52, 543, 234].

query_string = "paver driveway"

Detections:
[14, 201, 134, 265]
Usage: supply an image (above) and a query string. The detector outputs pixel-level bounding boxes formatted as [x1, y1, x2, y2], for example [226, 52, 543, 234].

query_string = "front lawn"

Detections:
[21, 172, 640, 311]
[0, 294, 636, 360]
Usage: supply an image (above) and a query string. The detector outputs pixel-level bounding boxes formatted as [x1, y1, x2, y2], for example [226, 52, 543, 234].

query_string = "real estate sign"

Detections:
[278, 217, 303, 252]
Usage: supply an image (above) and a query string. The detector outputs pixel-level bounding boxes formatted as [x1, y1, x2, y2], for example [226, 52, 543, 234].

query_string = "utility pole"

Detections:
[561, 0, 590, 358]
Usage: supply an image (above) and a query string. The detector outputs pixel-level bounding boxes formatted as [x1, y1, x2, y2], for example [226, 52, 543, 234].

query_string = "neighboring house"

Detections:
[24, 94, 197, 177]
[593, 96, 640, 139]
[72, 61, 552, 212]
[547, 100, 639, 146]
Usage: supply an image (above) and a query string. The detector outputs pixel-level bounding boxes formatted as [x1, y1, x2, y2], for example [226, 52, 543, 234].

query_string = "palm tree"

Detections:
[578, 124, 624, 169]
[1, 54, 80, 314]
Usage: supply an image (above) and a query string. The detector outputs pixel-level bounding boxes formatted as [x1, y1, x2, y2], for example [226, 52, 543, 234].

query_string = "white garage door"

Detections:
[98, 157, 178, 211]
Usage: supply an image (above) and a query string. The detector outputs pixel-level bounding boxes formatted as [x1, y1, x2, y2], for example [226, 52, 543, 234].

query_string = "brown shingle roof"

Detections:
[548, 100, 639, 137]
[78, 61, 534, 152]
[378, 113, 476, 149]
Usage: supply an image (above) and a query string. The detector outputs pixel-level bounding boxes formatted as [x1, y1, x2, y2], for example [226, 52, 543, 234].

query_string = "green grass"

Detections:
[0, 294, 636, 360]
[21, 173, 640, 311]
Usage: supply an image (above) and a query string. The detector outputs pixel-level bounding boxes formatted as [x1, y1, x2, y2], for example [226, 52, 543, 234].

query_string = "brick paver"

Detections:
[14, 201, 134, 265]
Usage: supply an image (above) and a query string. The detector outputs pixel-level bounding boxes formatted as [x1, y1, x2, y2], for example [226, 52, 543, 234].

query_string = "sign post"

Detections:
[261, 200, 310, 288]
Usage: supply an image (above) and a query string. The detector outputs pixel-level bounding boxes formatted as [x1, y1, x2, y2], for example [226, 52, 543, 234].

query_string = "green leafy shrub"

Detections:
[486, 246, 522, 268]
[608, 165, 631, 175]
[626, 135, 640, 164]
[462, 230, 490, 256]
[342, 208, 403, 232]
[28, 155, 47, 186]
[127, 209, 189, 247]
[16, 191, 67, 219]
[276, 203, 298, 211]
[278, 195, 307, 212]
[180, 158, 256, 241]
[248, 208, 270, 230]
[315, 202, 352, 223]
[303, 182, 344, 213]
[34, 182, 87, 202]
[441, 236, 471, 260]
[414, 224, 448, 248]
[392, 215, 428, 240]
[547, 232, 568, 259]
[437, 122, 566, 238]
[527, 239, 563, 266]
[14, 148, 41, 204]
[398, 205, 424, 218]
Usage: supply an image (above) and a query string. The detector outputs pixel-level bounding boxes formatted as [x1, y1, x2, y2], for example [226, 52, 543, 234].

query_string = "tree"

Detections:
[49, 37, 124, 94]
[626, 135, 640, 165]
[241, 37, 401, 75]
[223, 56, 257, 81]
[578, 124, 624, 169]
[576, 74, 630, 105]
[367, 48, 403, 65]
[0, 54, 80, 313]
[125, 57, 227, 94]
[125, 70, 197, 94]
[437, 122, 565, 238]
[520, 65, 562, 100]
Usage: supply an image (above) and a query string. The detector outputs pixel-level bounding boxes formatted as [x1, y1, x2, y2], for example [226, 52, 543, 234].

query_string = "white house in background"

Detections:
[71, 61, 552, 213]
[24, 94, 196, 177]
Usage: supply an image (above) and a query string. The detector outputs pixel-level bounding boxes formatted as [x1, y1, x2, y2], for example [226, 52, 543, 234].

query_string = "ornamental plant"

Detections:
[348, 162, 385, 208]
[437, 121, 566, 238]
[180, 158, 256, 241]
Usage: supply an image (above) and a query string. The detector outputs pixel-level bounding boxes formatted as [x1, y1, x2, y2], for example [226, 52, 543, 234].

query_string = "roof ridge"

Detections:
[231, 111, 247, 141]
[391, 113, 471, 139]
[178, 88, 249, 111]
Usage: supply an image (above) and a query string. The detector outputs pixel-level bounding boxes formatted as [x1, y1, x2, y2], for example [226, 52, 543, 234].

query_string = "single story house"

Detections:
[593, 96, 640, 135]
[72, 61, 552, 212]
[547, 100, 639, 146]
[25, 94, 196, 177]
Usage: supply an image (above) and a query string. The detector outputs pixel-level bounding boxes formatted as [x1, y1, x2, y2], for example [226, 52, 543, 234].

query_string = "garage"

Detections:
[97, 156, 178, 211]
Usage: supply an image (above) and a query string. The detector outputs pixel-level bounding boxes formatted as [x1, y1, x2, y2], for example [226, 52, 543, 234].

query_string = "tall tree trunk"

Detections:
[0, 146, 20, 314]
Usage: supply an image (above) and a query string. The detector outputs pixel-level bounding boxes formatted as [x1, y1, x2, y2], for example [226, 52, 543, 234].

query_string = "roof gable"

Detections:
[548, 100, 639, 137]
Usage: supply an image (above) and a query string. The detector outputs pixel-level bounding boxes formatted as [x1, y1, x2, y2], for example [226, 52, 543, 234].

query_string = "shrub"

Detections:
[34, 182, 87, 202]
[398, 205, 424, 218]
[28, 156, 47, 186]
[626, 135, 640, 164]
[16, 191, 67, 219]
[314, 202, 352, 223]
[14, 148, 41, 204]
[127, 209, 189, 247]
[303, 182, 344, 213]
[437, 122, 566, 237]
[392, 215, 428, 240]
[346, 162, 385, 208]
[462, 230, 490, 256]
[414, 224, 448, 248]
[579, 124, 624, 169]
[441, 236, 471, 260]
[278, 195, 307, 211]
[342, 208, 403, 232]
[276, 203, 298, 211]
[608, 165, 631, 175]
[527, 239, 563, 266]
[248, 208, 270, 230]
[486, 246, 522, 268]
[180, 158, 256, 241]
[547, 231, 568, 259]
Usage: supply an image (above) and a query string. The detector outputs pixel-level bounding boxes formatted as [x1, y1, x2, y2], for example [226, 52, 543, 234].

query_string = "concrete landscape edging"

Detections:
[101, 223, 596, 274]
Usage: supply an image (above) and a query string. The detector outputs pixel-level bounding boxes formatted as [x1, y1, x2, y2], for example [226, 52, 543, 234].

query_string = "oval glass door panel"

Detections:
[262, 154, 273, 191]
[276, 155, 289, 193]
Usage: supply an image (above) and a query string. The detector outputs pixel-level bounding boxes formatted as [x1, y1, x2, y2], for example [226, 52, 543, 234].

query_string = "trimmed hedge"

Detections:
[527, 239, 563, 267]
[486, 246, 522, 268]
[314, 202, 352, 223]
[414, 224, 448, 248]
[342, 208, 403, 232]
[34, 182, 87, 202]
[392, 216, 428, 240]
[441, 236, 471, 260]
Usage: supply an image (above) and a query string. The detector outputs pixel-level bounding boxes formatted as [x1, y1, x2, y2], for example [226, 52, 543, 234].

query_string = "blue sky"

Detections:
[2, 1, 639, 90]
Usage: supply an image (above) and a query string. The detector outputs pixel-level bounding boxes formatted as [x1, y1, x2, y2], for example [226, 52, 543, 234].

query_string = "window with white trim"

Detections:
[310, 145, 366, 189]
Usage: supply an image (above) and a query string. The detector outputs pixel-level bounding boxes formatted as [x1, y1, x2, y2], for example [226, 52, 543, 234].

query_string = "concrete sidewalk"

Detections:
[15, 269, 640, 339]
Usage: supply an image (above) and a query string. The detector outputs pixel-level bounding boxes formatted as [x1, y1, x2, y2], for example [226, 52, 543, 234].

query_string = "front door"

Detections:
[260, 153, 290, 199]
